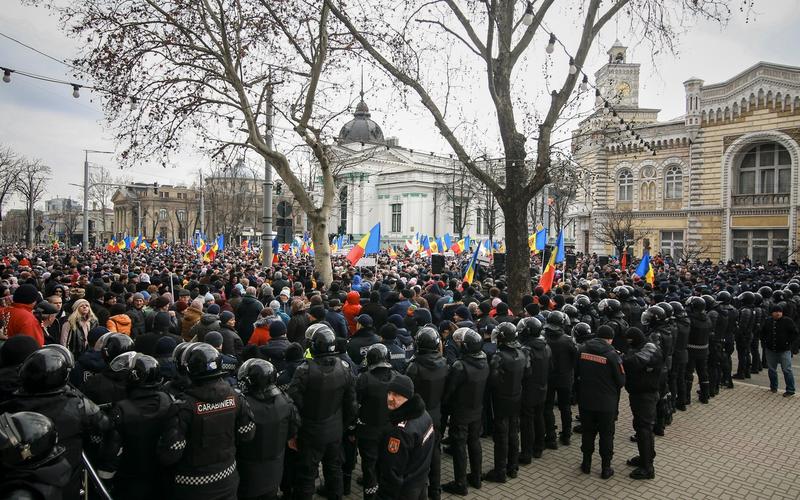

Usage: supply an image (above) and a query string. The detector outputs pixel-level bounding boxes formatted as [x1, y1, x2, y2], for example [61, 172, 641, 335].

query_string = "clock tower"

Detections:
[594, 40, 640, 110]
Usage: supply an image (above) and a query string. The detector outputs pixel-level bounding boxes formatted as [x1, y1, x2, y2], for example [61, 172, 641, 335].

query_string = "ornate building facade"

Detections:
[570, 41, 800, 264]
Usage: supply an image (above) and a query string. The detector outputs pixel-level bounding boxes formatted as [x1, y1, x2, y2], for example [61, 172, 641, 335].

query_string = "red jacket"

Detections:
[2, 302, 44, 346]
[343, 291, 362, 336]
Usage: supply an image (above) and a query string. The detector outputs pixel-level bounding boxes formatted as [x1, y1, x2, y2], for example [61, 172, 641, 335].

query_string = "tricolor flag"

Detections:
[242, 239, 249, 252]
[635, 251, 655, 286]
[444, 233, 453, 252]
[436, 236, 446, 255]
[107, 237, 117, 252]
[421, 235, 432, 257]
[463, 240, 482, 285]
[554, 231, 565, 264]
[535, 227, 547, 252]
[538, 246, 558, 293]
[346, 223, 381, 266]
[388, 245, 398, 259]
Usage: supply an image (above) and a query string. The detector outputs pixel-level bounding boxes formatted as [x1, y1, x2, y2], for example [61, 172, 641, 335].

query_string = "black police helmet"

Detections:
[365, 343, 392, 370]
[460, 328, 483, 355]
[19, 349, 70, 395]
[753, 292, 763, 306]
[98, 333, 134, 363]
[641, 306, 665, 327]
[182, 343, 222, 380]
[131, 354, 161, 388]
[656, 302, 673, 318]
[491, 322, 517, 344]
[40, 344, 74, 369]
[598, 298, 621, 316]
[309, 326, 337, 356]
[0, 411, 59, 468]
[562, 304, 579, 319]
[613, 286, 630, 300]
[516, 317, 543, 338]
[546, 310, 566, 327]
[571, 322, 592, 341]
[688, 296, 706, 313]
[772, 290, 785, 302]
[701, 294, 717, 310]
[716, 290, 732, 305]
[758, 286, 773, 298]
[738, 291, 755, 305]
[415, 326, 440, 353]
[669, 301, 685, 317]
[237, 358, 277, 393]
[574, 294, 591, 311]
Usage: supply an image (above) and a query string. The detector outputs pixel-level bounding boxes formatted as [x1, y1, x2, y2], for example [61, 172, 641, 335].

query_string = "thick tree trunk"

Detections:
[309, 213, 333, 286]
[499, 194, 531, 311]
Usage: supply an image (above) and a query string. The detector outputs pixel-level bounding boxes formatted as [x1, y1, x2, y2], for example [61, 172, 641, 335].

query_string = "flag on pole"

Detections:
[436, 236, 446, 255]
[346, 223, 381, 266]
[535, 227, 548, 251]
[242, 239, 249, 252]
[555, 231, 565, 264]
[538, 246, 558, 293]
[621, 250, 628, 269]
[444, 233, 453, 252]
[463, 241, 482, 285]
[635, 251, 655, 286]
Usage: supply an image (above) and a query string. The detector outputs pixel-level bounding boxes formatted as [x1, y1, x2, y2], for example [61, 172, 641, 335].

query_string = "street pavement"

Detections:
[338, 358, 800, 500]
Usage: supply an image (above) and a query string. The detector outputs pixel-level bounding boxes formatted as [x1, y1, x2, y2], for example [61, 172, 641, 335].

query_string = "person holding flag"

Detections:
[635, 251, 655, 286]
[463, 241, 482, 285]
[346, 223, 381, 266]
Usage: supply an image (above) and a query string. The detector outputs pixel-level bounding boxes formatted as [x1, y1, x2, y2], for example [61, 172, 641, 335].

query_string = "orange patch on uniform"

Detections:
[387, 437, 401, 454]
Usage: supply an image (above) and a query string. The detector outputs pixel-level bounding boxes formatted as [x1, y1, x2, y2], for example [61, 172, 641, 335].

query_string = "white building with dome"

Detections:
[322, 89, 505, 245]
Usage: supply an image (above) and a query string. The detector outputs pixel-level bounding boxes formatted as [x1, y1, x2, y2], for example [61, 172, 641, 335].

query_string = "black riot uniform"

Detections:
[483, 323, 528, 483]
[404, 326, 448, 500]
[669, 302, 690, 411]
[733, 293, 757, 379]
[706, 297, 728, 397]
[543, 312, 578, 448]
[157, 343, 255, 500]
[0, 346, 110, 500]
[237, 359, 300, 500]
[288, 327, 357, 500]
[80, 333, 135, 406]
[718, 293, 739, 388]
[685, 298, 711, 405]
[517, 318, 551, 463]
[642, 307, 673, 436]
[623, 328, 664, 480]
[441, 328, 489, 495]
[0, 411, 73, 500]
[356, 344, 398, 500]
[106, 353, 175, 500]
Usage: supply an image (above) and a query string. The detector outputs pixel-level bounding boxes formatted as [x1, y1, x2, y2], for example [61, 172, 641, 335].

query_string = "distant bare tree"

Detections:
[593, 208, 649, 258]
[0, 147, 23, 242]
[676, 241, 709, 264]
[88, 166, 115, 233]
[438, 159, 480, 239]
[15, 159, 51, 248]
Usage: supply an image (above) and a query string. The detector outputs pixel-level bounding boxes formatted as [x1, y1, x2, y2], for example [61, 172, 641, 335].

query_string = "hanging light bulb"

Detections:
[227, 117, 234, 129]
[130, 97, 138, 111]
[580, 74, 588, 91]
[603, 102, 610, 115]
[569, 57, 578, 75]
[522, 1, 535, 26]
[72, 85, 81, 98]
[2, 68, 11, 83]
[546, 33, 556, 54]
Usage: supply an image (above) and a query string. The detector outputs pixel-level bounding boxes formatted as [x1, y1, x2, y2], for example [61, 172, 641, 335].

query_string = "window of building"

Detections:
[732, 229, 789, 263]
[661, 230, 684, 258]
[159, 209, 168, 220]
[453, 205, 462, 233]
[737, 143, 792, 194]
[664, 165, 683, 199]
[391, 203, 402, 233]
[618, 169, 633, 201]
[339, 187, 347, 234]
[640, 181, 655, 202]
[177, 210, 186, 222]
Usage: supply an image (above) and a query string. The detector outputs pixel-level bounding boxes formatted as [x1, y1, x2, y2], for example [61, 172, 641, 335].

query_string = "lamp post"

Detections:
[82, 149, 114, 252]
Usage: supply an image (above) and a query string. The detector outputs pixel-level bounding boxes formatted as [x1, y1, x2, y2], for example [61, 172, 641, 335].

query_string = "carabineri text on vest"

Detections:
[195, 396, 237, 415]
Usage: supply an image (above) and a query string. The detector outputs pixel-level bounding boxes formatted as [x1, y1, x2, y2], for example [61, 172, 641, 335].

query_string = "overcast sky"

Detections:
[2, 1, 799, 209]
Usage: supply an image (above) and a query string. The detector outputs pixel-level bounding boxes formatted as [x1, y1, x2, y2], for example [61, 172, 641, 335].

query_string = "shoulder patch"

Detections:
[387, 437, 401, 454]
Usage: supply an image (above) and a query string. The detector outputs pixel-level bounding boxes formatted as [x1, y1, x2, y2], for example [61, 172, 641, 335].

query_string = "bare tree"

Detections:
[676, 241, 709, 264]
[593, 208, 650, 258]
[58, 204, 81, 245]
[88, 166, 115, 233]
[15, 159, 51, 248]
[327, 0, 745, 307]
[46, 0, 358, 284]
[0, 147, 23, 242]
[438, 159, 481, 239]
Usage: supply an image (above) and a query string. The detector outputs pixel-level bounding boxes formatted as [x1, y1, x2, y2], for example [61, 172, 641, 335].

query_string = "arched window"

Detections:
[640, 181, 655, 201]
[618, 169, 633, 202]
[737, 143, 792, 194]
[664, 165, 683, 199]
[158, 208, 168, 220]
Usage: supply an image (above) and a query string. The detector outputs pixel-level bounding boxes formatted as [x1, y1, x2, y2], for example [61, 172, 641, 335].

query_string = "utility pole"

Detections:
[262, 79, 275, 270]
[199, 171, 205, 236]
[82, 149, 114, 252]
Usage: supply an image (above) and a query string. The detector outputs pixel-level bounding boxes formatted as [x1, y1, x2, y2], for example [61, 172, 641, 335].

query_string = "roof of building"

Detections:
[337, 90, 386, 145]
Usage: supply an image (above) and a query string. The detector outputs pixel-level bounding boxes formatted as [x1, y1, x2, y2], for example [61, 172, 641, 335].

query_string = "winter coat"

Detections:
[179, 305, 204, 341]
[188, 314, 221, 343]
[126, 307, 146, 337]
[1, 303, 44, 346]
[107, 314, 132, 335]
[343, 291, 363, 335]
[248, 318, 272, 346]
[236, 295, 265, 344]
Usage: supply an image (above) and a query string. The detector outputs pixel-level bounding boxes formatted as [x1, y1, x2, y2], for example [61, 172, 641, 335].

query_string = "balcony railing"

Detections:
[731, 193, 790, 206]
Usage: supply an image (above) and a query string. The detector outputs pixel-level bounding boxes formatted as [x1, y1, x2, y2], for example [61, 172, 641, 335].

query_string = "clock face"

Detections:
[616, 82, 632, 97]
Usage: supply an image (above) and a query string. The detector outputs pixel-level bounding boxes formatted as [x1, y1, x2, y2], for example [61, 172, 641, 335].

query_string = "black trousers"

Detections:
[579, 408, 616, 465]
[544, 385, 572, 440]
[358, 438, 380, 497]
[654, 373, 669, 432]
[449, 419, 482, 487]
[750, 335, 762, 372]
[492, 414, 520, 475]
[685, 348, 709, 404]
[670, 361, 686, 406]
[294, 437, 342, 500]
[629, 392, 658, 470]
[520, 402, 545, 458]
[708, 342, 723, 395]
[428, 427, 441, 499]
[735, 335, 753, 376]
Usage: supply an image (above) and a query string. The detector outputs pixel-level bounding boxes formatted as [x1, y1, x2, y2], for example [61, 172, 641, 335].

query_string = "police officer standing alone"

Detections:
[483, 322, 527, 483]
[576, 324, 624, 479]
[158, 343, 255, 500]
[237, 358, 300, 500]
[404, 326, 448, 500]
[288, 326, 357, 500]
[623, 327, 664, 480]
[376, 374, 435, 500]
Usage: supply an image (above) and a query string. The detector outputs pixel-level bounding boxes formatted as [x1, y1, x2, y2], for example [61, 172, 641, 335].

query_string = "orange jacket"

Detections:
[249, 323, 271, 346]
[107, 314, 132, 335]
[2, 303, 44, 346]
[342, 291, 362, 336]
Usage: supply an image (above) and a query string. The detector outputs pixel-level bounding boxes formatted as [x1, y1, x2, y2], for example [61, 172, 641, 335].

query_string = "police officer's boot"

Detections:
[600, 458, 614, 480]
[342, 474, 351, 496]
[699, 382, 710, 404]
[580, 454, 591, 474]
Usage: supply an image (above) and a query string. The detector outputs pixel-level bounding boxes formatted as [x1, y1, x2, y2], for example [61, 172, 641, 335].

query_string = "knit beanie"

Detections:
[387, 374, 414, 400]
[13, 284, 40, 305]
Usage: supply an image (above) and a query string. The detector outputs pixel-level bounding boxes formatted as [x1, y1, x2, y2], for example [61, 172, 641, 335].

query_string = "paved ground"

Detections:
[336, 372, 800, 500]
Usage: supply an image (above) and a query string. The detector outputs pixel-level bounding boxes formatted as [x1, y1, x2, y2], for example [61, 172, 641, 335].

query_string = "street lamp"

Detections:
[83, 149, 114, 252]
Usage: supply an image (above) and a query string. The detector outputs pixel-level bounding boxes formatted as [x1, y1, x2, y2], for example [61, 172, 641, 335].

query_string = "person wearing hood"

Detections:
[218, 311, 244, 358]
[388, 314, 414, 360]
[179, 297, 204, 341]
[622, 327, 664, 480]
[270, 299, 291, 324]
[343, 291, 363, 335]
[260, 320, 291, 372]
[406, 326, 448, 500]
[69, 327, 110, 389]
[376, 375, 435, 500]
[576, 324, 625, 480]
[188, 305, 222, 343]
[154, 336, 179, 381]
[0, 335, 40, 402]
[361, 291, 389, 332]
[106, 303, 132, 335]
[379, 324, 408, 373]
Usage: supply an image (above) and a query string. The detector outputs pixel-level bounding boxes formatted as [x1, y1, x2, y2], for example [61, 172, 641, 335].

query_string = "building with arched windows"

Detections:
[569, 41, 800, 264]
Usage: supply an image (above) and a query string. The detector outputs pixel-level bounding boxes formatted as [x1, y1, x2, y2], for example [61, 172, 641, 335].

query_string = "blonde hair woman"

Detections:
[61, 298, 99, 357]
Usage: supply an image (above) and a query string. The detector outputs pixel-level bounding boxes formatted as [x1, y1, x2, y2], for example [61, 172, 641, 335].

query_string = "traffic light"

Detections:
[275, 182, 282, 195]
[153, 182, 159, 194]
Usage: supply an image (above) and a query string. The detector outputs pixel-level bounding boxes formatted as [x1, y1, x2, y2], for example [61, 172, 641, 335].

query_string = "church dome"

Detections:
[338, 92, 386, 145]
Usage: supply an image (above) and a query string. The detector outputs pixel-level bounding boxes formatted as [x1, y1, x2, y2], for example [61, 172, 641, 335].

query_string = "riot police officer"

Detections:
[441, 328, 489, 496]
[107, 352, 174, 500]
[641, 305, 673, 436]
[0, 345, 109, 500]
[574, 295, 599, 331]
[483, 322, 527, 483]
[686, 297, 711, 405]
[237, 358, 300, 500]
[288, 325, 357, 500]
[669, 301, 690, 411]
[405, 326, 448, 500]
[705, 294, 728, 397]
[734, 292, 757, 380]
[517, 317, 551, 463]
[157, 342, 255, 500]
[0, 411, 72, 500]
[80, 332, 135, 405]
[717, 291, 738, 389]
[543, 311, 578, 449]
[598, 299, 629, 353]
